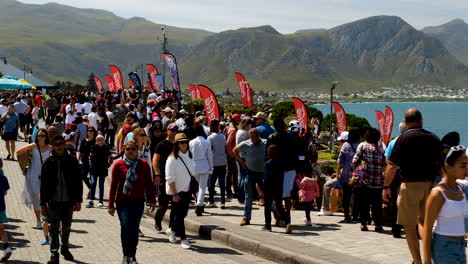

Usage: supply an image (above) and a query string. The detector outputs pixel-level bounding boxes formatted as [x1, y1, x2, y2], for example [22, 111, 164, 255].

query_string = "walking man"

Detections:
[0, 104, 19, 160]
[41, 136, 83, 264]
[383, 109, 441, 264]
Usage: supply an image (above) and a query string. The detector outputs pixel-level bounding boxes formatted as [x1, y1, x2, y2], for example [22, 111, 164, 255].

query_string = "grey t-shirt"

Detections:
[238, 139, 267, 172]
[208, 132, 227, 167]
[14, 102, 28, 115]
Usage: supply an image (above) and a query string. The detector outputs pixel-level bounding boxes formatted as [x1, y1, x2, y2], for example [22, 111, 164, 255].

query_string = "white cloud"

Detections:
[18, 0, 468, 33]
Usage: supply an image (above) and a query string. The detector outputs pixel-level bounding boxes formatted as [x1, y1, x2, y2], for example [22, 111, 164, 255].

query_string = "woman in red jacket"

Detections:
[108, 140, 156, 264]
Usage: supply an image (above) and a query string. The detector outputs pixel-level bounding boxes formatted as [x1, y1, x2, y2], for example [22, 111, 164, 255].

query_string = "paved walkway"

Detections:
[0, 140, 273, 264]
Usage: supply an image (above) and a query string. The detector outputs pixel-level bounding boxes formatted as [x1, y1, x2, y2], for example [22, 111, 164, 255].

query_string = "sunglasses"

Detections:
[138, 134, 147, 137]
[178, 141, 188, 145]
[88, 130, 94, 132]
[125, 147, 137, 151]
[53, 142, 65, 146]
[445, 145, 467, 164]
[37, 135, 46, 138]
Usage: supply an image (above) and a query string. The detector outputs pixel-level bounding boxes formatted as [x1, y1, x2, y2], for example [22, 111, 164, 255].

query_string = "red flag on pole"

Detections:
[234, 72, 253, 106]
[94, 77, 103, 92]
[188, 84, 201, 100]
[109, 65, 124, 91]
[105, 75, 116, 92]
[146, 64, 161, 91]
[375, 110, 385, 141]
[128, 79, 135, 88]
[292, 97, 309, 133]
[332, 102, 347, 136]
[197, 85, 220, 125]
[384, 106, 394, 145]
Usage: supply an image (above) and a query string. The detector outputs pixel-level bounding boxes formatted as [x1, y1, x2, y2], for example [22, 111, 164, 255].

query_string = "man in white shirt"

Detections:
[105, 104, 116, 148]
[148, 91, 158, 101]
[65, 97, 82, 128]
[82, 101, 93, 115]
[0, 100, 8, 118]
[87, 106, 99, 130]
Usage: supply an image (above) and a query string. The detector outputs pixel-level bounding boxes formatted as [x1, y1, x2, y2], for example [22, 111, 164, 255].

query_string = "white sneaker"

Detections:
[98, 202, 105, 208]
[207, 202, 216, 208]
[180, 239, 192, 249]
[317, 209, 333, 216]
[36, 221, 42, 229]
[122, 256, 129, 264]
[1, 247, 12, 261]
[165, 228, 177, 243]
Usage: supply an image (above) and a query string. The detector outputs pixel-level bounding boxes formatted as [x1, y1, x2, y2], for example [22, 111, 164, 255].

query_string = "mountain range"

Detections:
[1, 0, 468, 93]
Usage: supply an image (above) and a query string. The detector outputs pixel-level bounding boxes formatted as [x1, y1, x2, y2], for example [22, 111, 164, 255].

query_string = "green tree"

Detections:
[322, 113, 371, 131]
[87, 72, 97, 92]
[270, 101, 323, 122]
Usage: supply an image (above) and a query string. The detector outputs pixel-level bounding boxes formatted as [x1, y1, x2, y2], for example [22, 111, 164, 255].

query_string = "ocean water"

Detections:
[313, 102, 468, 146]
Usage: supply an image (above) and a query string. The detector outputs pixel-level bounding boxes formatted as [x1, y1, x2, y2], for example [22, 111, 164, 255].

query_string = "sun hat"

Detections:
[253, 112, 267, 120]
[175, 133, 189, 143]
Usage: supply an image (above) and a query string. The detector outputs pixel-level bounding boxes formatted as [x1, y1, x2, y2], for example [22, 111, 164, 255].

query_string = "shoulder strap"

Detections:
[177, 155, 192, 177]
[434, 187, 448, 200]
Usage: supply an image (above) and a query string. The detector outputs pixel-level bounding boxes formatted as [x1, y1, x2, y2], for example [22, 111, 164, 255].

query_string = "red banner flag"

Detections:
[375, 110, 385, 141]
[188, 84, 201, 100]
[234, 72, 253, 106]
[105, 75, 116, 92]
[197, 85, 220, 125]
[146, 64, 162, 91]
[128, 79, 135, 88]
[384, 106, 394, 146]
[332, 102, 347, 136]
[94, 77, 103, 92]
[109, 65, 124, 91]
[292, 97, 309, 133]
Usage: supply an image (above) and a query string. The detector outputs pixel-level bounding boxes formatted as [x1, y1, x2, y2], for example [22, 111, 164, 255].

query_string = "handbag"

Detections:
[349, 161, 368, 187]
[178, 155, 199, 195]
[330, 181, 343, 212]
[17, 145, 35, 175]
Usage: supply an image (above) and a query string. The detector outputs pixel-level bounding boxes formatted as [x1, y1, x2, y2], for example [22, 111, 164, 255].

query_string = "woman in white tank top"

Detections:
[423, 145, 468, 264]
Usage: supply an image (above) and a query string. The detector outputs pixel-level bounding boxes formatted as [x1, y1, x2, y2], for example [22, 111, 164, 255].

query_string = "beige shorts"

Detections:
[397, 181, 433, 226]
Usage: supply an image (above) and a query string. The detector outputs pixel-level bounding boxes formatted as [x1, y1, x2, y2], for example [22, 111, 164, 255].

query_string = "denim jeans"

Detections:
[169, 192, 190, 240]
[243, 170, 263, 221]
[116, 199, 144, 258]
[432, 233, 466, 264]
[80, 159, 91, 189]
[105, 129, 115, 148]
[238, 166, 247, 204]
[48, 201, 74, 253]
[195, 174, 209, 207]
[208, 166, 226, 204]
[90, 174, 105, 203]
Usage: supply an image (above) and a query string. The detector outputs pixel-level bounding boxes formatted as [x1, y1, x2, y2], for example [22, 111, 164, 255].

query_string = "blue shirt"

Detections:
[256, 122, 275, 139]
[3, 113, 19, 133]
[0, 171, 10, 212]
[384, 137, 398, 158]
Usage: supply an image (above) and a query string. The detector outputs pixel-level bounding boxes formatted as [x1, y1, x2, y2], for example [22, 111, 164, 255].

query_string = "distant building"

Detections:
[0, 61, 54, 89]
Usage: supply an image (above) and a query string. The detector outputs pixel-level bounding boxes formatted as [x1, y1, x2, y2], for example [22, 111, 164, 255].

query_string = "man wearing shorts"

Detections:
[0, 104, 19, 160]
[383, 109, 441, 264]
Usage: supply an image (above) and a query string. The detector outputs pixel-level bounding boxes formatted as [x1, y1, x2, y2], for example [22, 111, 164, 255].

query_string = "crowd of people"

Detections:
[0, 88, 466, 264]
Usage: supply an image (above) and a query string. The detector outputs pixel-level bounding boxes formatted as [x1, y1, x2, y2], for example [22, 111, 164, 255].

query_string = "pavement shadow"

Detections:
[7, 231, 31, 249]
[70, 229, 88, 234]
[7, 218, 26, 223]
[190, 243, 242, 255]
[6, 261, 41, 264]
[205, 212, 240, 217]
[139, 236, 168, 244]
[72, 219, 96, 224]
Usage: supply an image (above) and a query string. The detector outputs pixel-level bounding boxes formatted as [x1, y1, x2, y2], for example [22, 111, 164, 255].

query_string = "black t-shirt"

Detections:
[266, 131, 299, 171]
[389, 128, 441, 182]
[154, 139, 174, 177]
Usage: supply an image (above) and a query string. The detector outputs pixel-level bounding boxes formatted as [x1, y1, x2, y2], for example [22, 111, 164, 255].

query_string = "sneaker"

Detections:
[285, 224, 292, 234]
[98, 202, 105, 208]
[195, 206, 203, 216]
[41, 238, 50, 245]
[317, 209, 333, 216]
[86, 201, 94, 208]
[36, 220, 42, 229]
[129, 257, 139, 264]
[47, 252, 59, 264]
[207, 202, 216, 208]
[1, 247, 12, 261]
[220, 203, 226, 209]
[154, 219, 162, 231]
[60, 248, 74, 261]
[304, 219, 312, 226]
[180, 239, 192, 249]
[261, 226, 272, 232]
[122, 256, 129, 264]
[165, 228, 177, 243]
[275, 220, 286, 227]
[240, 218, 250, 226]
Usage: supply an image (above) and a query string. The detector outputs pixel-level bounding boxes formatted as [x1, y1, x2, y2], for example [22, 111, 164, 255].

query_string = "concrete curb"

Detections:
[146, 210, 335, 264]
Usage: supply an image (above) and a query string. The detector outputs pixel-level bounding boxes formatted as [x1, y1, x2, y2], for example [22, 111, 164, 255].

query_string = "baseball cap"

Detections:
[231, 114, 241, 122]
[167, 123, 179, 131]
[337, 131, 349, 141]
[163, 107, 173, 113]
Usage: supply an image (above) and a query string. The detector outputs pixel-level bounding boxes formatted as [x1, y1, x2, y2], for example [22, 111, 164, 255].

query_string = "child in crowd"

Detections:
[0, 159, 12, 261]
[88, 135, 113, 208]
[310, 153, 324, 210]
[64, 128, 77, 156]
[296, 162, 320, 226]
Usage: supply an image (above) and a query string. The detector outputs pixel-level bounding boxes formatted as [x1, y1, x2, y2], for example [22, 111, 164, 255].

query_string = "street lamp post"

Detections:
[330, 81, 337, 149]
[23, 65, 33, 80]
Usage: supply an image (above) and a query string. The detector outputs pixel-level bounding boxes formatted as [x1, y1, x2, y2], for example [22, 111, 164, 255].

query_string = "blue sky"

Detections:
[20, 0, 468, 33]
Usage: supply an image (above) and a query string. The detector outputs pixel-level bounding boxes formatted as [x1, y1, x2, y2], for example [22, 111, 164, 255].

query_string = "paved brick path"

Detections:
[0, 140, 273, 264]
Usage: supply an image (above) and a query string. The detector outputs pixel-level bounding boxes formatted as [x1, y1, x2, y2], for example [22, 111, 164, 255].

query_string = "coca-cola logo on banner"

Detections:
[109, 81, 115, 91]
[239, 80, 247, 98]
[112, 72, 122, 90]
[296, 106, 307, 129]
[204, 96, 217, 121]
[336, 110, 345, 130]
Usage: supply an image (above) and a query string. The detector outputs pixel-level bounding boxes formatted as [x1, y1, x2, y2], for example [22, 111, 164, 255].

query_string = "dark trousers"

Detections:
[342, 182, 352, 218]
[46, 109, 58, 125]
[49, 201, 74, 253]
[226, 157, 238, 195]
[352, 186, 364, 220]
[116, 199, 144, 258]
[264, 191, 287, 228]
[80, 160, 91, 189]
[90, 174, 105, 203]
[169, 192, 190, 240]
[208, 166, 226, 204]
[105, 129, 116, 148]
[391, 178, 402, 232]
[303, 201, 314, 221]
[155, 181, 170, 224]
[360, 187, 383, 226]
